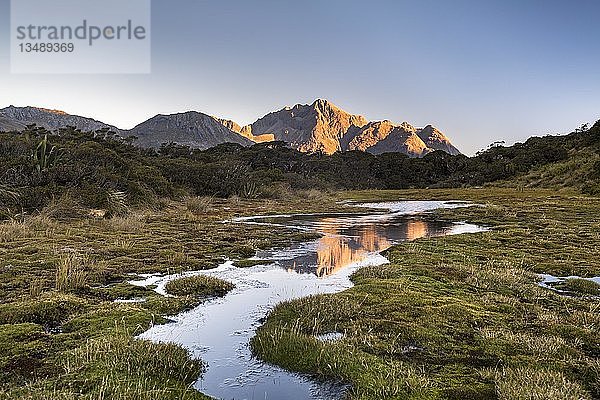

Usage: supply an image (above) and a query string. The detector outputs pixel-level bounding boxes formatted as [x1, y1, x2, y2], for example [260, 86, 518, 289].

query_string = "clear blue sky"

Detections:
[1, 0, 599, 155]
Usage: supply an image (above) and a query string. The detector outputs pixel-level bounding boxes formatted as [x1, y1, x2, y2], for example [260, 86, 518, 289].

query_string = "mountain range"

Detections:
[0, 100, 461, 157]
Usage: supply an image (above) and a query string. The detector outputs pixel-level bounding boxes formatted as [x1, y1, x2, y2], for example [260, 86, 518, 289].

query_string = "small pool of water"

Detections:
[135, 200, 486, 400]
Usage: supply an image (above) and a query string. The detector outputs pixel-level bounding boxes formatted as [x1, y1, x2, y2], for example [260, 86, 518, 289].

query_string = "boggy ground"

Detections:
[252, 188, 600, 400]
[1, 188, 599, 399]
[0, 192, 346, 400]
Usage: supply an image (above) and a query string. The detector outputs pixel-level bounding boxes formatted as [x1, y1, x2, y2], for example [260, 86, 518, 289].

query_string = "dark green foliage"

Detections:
[151, 121, 600, 195]
[1, 121, 599, 217]
[0, 127, 175, 215]
[33, 135, 61, 173]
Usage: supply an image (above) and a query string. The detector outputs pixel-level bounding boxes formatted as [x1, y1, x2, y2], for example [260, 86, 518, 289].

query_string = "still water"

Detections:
[135, 201, 485, 400]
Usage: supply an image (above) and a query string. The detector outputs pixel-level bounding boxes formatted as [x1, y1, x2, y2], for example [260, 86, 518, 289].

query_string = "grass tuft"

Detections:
[185, 196, 213, 214]
[164, 275, 235, 298]
[556, 278, 600, 296]
[55, 255, 90, 292]
[495, 367, 590, 400]
[0, 292, 86, 327]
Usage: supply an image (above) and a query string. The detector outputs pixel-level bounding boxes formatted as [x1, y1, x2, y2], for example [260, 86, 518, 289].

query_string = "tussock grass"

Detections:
[567, 305, 600, 330]
[102, 212, 146, 232]
[0, 220, 30, 243]
[557, 278, 600, 296]
[0, 215, 61, 243]
[55, 254, 90, 292]
[165, 275, 234, 298]
[494, 367, 590, 400]
[0, 292, 86, 327]
[253, 324, 436, 399]
[479, 328, 570, 358]
[61, 303, 165, 338]
[38, 193, 87, 220]
[62, 334, 202, 381]
[160, 248, 190, 267]
[0, 323, 49, 382]
[253, 189, 600, 399]
[184, 196, 213, 214]
[112, 238, 136, 251]
[2, 334, 208, 400]
[28, 279, 44, 298]
[0, 194, 346, 397]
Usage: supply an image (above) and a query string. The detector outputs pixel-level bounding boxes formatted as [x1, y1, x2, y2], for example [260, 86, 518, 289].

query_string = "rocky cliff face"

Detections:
[341, 120, 429, 156]
[417, 125, 461, 155]
[128, 112, 253, 149]
[0, 101, 461, 157]
[342, 120, 399, 151]
[214, 118, 243, 134]
[215, 118, 274, 143]
[0, 106, 121, 133]
[245, 100, 460, 157]
[245, 99, 369, 154]
[365, 126, 430, 156]
[0, 116, 26, 132]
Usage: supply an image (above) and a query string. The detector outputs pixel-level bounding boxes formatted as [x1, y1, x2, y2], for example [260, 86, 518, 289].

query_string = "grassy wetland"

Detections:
[1, 123, 599, 399]
[253, 188, 600, 400]
[0, 193, 349, 399]
[0, 187, 598, 399]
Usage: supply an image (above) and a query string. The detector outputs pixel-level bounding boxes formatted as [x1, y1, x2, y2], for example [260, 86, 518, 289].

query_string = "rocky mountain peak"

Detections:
[33, 107, 68, 116]
[311, 98, 340, 113]
[128, 111, 253, 149]
[342, 120, 429, 156]
[417, 124, 461, 155]
[0, 105, 120, 133]
[0, 101, 461, 157]
[245, 99, 369, 154]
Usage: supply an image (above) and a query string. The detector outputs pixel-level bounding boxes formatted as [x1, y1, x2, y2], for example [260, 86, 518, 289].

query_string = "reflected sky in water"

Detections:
[256, 214, 458, 277]
[138, 201, 485, 400]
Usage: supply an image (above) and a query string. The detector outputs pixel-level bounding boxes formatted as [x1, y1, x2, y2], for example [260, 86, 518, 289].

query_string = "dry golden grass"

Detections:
[55, 254, 90, 292]
[494, 367, 590, 400]
[184, 196, 214, 214]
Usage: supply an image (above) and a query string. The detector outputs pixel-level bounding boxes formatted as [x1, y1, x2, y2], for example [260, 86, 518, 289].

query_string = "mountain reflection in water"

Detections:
[137, 202, 485, 400]
[256, 214, 456, 277]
